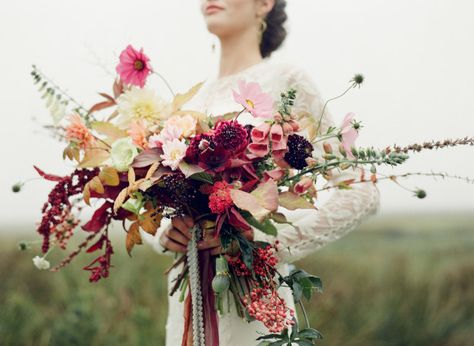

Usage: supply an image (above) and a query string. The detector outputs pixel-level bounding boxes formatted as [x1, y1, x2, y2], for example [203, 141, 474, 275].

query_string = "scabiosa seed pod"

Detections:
[212, 257, 230, 294]
[284, 134, 314, 170]
[415, 189, 427, 199]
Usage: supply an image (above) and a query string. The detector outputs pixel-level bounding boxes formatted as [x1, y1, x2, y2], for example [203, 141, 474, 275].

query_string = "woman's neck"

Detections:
[218, 28, 263, 79]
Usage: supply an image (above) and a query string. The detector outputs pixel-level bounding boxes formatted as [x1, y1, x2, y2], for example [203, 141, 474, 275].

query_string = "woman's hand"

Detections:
[159, 215, 223, 255]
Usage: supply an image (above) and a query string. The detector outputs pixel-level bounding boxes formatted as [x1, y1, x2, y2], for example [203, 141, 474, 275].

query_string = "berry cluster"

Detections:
[83, 233, 114, 283]
[243, 287, 295, 333]
[208, 181, 233, 214]
[228, 245, 279, 277]
[37, 169, 98, 253]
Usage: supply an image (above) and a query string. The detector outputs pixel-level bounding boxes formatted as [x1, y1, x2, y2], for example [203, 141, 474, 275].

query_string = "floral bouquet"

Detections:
[16, 45, 474, 346]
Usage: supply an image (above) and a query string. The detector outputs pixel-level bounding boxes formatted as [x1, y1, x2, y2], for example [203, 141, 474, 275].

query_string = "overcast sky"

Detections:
[1, 0, 473, 230]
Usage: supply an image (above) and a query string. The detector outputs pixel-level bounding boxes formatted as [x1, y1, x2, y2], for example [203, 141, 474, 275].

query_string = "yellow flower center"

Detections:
[170, 149, 183, 161]
[245, 99, 255, 109]
[133, 103, 156, 121]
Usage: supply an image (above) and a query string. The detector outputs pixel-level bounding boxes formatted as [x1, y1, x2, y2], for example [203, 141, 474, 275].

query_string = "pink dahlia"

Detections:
[232, 80, 273, 119]
[213, 120, 248, 152]
[115, 45, 152, 88]
[65, 114, 95, 149]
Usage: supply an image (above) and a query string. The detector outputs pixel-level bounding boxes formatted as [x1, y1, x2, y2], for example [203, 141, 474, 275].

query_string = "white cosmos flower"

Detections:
[161, 138, 187, 171]
[32, 256, 50, 270]
[116, 87, 170, 128]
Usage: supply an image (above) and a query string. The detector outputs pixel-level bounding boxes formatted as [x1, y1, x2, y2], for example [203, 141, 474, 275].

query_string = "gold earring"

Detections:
[258, 18, 267, 43]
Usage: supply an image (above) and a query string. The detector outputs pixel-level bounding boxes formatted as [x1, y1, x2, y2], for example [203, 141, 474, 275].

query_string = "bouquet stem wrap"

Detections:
[183, 227, 219, 346]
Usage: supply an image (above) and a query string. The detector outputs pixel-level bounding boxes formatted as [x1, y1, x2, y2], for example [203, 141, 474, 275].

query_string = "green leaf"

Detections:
[308, 276, 323, 293]
[236, 234, 254, 270]
[242, 212, 278, 236]
[189, 171, 214, 184]
[296, 339, 316, 346]
[256, 334, 283, 341]
[256, 342, 272, 346]
[292, 282, 303, 303]
[298, 328, 323, 340]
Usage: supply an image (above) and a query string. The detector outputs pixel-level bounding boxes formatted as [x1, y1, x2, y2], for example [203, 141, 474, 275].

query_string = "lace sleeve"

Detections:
[254, 66, 381, 263]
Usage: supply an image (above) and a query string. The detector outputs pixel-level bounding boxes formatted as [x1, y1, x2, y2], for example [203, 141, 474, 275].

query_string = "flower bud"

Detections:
[18, 241, 28, 251]
[323, 142, 333, 154]
[370, 165, 377, 174]
[338, 144, 347, 158]
[414, 189, 427, 199]
[12, 182, 23, 193]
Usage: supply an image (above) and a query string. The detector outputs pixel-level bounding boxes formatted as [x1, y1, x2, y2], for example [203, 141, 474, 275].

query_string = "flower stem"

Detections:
[299, 300, 311, 329]
[153, 71, 176, 97]
[316, 83, 356, 134]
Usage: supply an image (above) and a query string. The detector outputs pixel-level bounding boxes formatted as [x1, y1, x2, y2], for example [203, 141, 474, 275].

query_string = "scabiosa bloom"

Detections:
[161, 138, 187, 170]
[284, 134, 314, 170]
[213, 120, 248, 152]
[208, 181, 234, 214]
[65, 114, 95, 149]
[115, 45, 152, 88]
[233, 80, 273, 119]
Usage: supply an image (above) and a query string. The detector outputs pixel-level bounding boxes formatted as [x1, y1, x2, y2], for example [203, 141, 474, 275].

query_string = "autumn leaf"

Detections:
[90, 121, 128, 142]
[88, 100, 115, 114]
[83, 183, 91, 205]
[99, 167, 120, 186]
[132, 148, 162, 168]
[114, 187, 129, 212]
[79, 148, 110, 168]
[33, 165, 64, 182]
[230, 180, 278, 222]
[278, 191, 316, 210]
[89, 176, 105, 194]
[126, 222, 142, 256]
[171, 82, 204, 112]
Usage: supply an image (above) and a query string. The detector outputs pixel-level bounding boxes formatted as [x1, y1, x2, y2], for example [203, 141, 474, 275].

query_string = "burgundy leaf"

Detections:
[132, 148, 163, 168]
[82, 201, 113, 232]
[33, 165, 64, 182]
[86, 235, 106, 253]
[228, 207, 251, 231]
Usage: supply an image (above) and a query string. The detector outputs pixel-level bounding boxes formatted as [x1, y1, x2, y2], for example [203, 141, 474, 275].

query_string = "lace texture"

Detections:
[140, 59, 380, 346]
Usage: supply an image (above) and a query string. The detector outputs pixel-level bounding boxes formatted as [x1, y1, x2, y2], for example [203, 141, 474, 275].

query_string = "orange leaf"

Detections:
[128, 167, 136, 185]
[88, 100, 115, 114]
[145, 162, 159, 180]
[98, 92, 116, 103]
[83, 183, 91, 205]
[99, 167, 120, 186]
[113, 79, 124, 98]
[139, 209, 162, 235]
[126, 222, 142, 256]
[79, 148, 109, 168]
[90, 121, 128, 141]
[89, 176, 105, 194]
[114, 187, 129, 213]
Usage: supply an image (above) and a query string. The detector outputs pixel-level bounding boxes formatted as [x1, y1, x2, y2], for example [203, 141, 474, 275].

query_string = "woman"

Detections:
[141, 1, 380, 345]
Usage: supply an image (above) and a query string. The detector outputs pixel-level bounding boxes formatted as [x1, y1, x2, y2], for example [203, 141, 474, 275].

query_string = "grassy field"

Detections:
[1, 213, 473, 346]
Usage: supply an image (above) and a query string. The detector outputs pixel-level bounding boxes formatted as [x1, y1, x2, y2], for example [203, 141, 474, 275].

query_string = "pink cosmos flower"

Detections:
[116, 45, 152, 88]
[340, 112, 358, 158]
[232, 80, 273, 118]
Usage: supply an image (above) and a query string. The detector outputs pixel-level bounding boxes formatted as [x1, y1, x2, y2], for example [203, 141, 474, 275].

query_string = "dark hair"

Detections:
[260, 0, 288, 58]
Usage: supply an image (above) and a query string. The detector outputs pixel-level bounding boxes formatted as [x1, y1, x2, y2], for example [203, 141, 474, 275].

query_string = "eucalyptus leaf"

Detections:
[189, 172, 214, 184]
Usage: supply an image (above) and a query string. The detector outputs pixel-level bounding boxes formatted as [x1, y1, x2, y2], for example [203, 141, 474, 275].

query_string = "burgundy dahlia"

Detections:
[185, 133, 213, 164]
[199, 145, 231, 172]
[284, 134, 314, 170]
[213, 120, 248, 152]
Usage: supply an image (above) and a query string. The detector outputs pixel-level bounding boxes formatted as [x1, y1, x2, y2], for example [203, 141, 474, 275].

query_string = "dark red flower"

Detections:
[185, 133, 213, 164]
[199, 145, 231, 172]
[209, 181, 233, 214]
[284, 134, 314, 170]
[213, 120, 248, 152]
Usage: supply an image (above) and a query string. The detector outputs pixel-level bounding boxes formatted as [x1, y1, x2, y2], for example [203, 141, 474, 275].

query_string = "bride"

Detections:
[141, 1, 380, 345]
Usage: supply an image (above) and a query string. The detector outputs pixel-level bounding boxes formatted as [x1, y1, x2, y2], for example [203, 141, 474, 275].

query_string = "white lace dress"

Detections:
[140, 58, 380, 346]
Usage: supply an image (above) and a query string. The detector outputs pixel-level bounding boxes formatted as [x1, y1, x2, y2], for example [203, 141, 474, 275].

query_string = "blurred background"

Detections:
[0, 1, 473, 345]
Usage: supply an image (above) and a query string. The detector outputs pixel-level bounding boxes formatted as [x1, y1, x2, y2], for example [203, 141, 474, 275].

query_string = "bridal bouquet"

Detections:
[17, 45, 473, 346]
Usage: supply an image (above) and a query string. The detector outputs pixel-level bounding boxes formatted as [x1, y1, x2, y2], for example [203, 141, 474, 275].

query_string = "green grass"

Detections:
[1, 213, 473, 346]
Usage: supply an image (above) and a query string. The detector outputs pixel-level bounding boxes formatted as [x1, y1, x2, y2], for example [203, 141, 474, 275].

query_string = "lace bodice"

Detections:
[140, 58, 380, 346]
